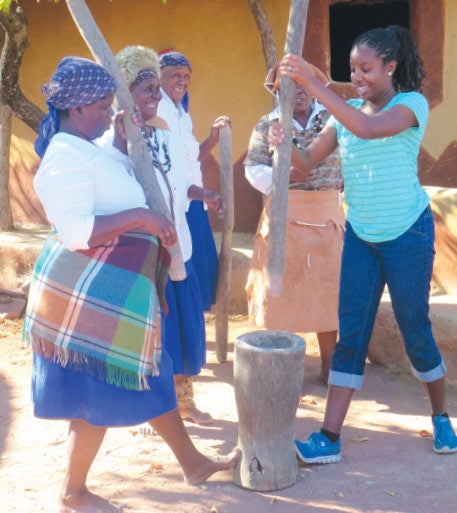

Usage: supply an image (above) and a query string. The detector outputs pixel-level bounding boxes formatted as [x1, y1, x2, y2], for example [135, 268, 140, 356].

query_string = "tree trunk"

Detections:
[266, 0, 309, 296]
[215, 125, 234, 363]
[65, 0, 186, 280]
[0, 6, 45, 231]
[246, 0, 278, 71]
[0, 7, 45, 133]
[0, 97, 13, 230]
[233, 330, 305, 491]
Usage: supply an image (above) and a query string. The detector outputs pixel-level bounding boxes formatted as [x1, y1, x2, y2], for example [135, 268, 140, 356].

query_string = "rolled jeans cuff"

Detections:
[410, 360, 447, 383]
[329, 370, 364, 391]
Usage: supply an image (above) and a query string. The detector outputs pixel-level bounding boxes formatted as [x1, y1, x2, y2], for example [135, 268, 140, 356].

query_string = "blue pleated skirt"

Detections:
[186, 200, 218, 312]
[163, 259, 206, 376]
[31, 348, 177, 427]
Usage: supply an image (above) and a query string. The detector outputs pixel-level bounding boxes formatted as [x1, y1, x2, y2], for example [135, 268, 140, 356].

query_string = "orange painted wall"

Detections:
[9, 0, 457, 232]
[12, 0, 287, 231]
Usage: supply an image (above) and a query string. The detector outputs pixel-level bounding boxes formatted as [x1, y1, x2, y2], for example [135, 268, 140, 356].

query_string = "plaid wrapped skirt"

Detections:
[25, 232, 177, 426]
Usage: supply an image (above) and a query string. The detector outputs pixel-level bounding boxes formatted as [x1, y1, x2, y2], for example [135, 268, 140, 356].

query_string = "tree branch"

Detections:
[247, 0, 278, 70]
[0, 7, 45, 133]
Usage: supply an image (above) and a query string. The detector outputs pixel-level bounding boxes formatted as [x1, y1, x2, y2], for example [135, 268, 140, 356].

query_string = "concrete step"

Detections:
[0, 226, 48, 290]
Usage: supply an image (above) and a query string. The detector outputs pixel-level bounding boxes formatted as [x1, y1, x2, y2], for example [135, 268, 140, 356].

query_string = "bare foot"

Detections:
[184, 448, 241, 486]
[59, 489, 121, 513]
[179, 405, 214, 425]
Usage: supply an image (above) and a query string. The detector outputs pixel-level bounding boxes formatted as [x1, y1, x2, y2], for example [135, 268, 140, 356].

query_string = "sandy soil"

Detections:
[1, 314, 457, 513]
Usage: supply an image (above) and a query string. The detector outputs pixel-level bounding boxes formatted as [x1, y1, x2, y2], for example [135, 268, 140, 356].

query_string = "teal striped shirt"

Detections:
[328, 91, 429, 242]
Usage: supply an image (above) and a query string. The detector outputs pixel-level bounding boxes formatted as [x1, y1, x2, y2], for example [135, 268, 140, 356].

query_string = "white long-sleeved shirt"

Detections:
[96, 127, 194, 261]
[34, 133, 147, 251]
[157, 89, 204, 210]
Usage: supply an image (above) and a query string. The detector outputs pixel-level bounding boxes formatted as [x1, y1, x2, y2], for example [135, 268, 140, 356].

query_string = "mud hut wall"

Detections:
[8, 0, 457, 233]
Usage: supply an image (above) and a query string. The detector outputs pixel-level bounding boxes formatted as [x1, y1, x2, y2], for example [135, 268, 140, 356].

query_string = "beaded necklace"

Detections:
[294, 109, 326, 138]
[141, 127, 171, 174]
[141, 127, 175, 220]
[311, 112, 325, 137]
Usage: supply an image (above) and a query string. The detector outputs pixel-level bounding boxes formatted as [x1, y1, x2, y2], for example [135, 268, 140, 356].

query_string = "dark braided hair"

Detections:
[352, 25, 425, 92]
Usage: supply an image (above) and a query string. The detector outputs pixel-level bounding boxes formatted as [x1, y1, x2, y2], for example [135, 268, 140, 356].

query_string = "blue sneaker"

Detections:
[294, 431, 341, 464]
[433, 415, 457, 454]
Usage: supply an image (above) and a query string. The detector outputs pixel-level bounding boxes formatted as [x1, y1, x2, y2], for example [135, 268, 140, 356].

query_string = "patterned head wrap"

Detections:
[158, 50, 191, 71]
[34, 57, 116, 158]
[116, 45, 161, 87]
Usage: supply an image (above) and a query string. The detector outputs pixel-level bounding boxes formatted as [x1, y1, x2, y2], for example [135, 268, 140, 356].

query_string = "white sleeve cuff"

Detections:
[245, 164, 272, 195]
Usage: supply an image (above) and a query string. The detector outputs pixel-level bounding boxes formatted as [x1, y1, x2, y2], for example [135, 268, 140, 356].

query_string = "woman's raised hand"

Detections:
[112, 107, 149, 154]
[203, 189, 224, 219]
[131, 106, 145, 129]
[268, 121, 285, 151]
[267, 121, 317, 182]
[279, 54, 324, 89]
[209, 115, 231, 141]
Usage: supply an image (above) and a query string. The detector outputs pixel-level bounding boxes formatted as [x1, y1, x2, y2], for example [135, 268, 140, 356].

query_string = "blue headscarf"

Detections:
[34, 57, 116, 158]
[159, 50, 191, 71]
[159, 51, 191, 113]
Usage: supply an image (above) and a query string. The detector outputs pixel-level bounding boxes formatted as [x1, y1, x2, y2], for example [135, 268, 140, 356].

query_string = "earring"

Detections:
[387, 70, 393, 76]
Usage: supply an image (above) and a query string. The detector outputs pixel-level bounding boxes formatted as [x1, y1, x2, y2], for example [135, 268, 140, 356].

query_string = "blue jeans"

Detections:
[330, 205, 446, 390]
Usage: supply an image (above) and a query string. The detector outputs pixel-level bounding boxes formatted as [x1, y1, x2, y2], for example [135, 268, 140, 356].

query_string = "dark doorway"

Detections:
[329, 1, 410, 82]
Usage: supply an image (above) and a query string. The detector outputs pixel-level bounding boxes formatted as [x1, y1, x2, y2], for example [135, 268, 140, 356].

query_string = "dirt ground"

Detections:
[1, 313, 457, 513]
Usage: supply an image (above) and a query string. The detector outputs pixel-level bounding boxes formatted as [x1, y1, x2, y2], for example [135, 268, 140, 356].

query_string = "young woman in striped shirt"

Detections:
[270, 25, 457, 463]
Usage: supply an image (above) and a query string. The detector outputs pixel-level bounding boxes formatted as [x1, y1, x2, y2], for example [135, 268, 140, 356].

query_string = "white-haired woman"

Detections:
[100, 45, 222, 425]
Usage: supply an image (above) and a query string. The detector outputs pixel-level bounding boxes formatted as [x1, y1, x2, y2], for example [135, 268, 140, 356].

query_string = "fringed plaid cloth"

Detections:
[23, 231, 170, 391]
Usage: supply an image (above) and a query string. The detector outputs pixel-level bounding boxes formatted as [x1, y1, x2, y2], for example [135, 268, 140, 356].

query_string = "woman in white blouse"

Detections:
[25, 56, 238, 513]
[113, 46, 223, 426]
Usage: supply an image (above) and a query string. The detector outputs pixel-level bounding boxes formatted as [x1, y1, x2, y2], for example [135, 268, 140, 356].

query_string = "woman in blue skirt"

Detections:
[24, 56, 238, 513]
[157, 50, 229, 314]
[109, 46, 225, 426]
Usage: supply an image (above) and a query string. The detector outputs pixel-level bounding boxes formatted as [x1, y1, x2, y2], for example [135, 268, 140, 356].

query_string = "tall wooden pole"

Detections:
[266, 0, 309, 296]
[215, 125, 234, 363]
[66, 0, 186, 280]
